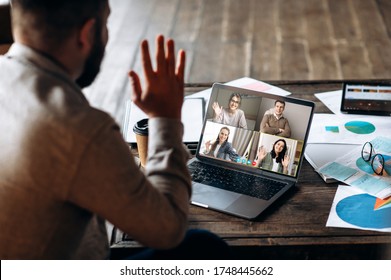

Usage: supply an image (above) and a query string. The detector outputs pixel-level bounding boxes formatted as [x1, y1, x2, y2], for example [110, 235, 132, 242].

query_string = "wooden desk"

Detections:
[110, 80, 391, 260]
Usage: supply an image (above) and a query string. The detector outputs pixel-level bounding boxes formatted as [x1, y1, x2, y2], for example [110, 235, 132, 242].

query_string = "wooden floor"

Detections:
[86, 0, 391, 124]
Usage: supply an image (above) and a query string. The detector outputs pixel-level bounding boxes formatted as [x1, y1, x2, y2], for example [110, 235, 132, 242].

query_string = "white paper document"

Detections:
[314, 90, 343, 115]
[327, 185, 391, 232]
[307, 113, 391, 144]
[319, 136, 391, 199]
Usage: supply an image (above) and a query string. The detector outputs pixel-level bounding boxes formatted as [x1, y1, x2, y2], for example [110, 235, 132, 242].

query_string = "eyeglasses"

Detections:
[230, 99, 240, 104]
[361, 142, 385, 175]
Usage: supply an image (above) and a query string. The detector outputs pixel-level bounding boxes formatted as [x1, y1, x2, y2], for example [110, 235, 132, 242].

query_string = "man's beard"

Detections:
[76, 25, 105, 88]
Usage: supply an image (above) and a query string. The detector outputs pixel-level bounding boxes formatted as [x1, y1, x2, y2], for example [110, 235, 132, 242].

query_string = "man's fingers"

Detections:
[176, 49, 186, 84]
[141, 40, 153, 78]
[156, 35, 167, 74]
[166, 39, 175, 77]
[128, 71, 142, 102]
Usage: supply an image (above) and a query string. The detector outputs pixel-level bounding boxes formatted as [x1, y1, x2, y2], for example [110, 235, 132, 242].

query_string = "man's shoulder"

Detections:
[280, 115, 289, 121]
[33, 74, 114, 126]
[262, 113, 273, 120]
[8, 63, 116, 135]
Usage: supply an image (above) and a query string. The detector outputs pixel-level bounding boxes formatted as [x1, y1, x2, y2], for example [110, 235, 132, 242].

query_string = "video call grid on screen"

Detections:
[197, 84, 313, 178]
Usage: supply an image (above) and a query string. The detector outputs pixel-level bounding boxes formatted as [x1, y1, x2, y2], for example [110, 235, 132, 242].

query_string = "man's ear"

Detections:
[78, 18, 96, 56]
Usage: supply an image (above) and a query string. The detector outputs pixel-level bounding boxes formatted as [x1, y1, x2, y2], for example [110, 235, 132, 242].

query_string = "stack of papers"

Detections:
[312, 89, 391, 232]
[319, 136, 391, 199]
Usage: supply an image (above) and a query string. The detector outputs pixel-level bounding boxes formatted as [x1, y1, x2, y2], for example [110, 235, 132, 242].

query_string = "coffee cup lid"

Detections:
[133, 118, 149, 135]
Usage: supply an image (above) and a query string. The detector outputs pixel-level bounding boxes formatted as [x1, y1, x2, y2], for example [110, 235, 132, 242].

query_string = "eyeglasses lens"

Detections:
[372, 154, 384, 175]
[362, 142, 372, 161]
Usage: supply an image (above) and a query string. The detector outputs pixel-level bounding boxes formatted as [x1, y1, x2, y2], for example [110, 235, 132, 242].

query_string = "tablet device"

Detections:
[341, 82, 391, 116]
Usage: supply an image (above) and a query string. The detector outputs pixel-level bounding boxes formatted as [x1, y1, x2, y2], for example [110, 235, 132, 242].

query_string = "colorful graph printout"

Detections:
[344, 121, 376, 134]
[327, 185, 391, 232]
[374, 196, 391, 210]
[307, 114, 390, 145]
[325, 126, 339, 133]
[336, 194, 391, 228]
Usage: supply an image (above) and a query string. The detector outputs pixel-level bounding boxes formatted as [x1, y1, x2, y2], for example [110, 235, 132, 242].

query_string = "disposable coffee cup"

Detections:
[133, 118, 149, 167]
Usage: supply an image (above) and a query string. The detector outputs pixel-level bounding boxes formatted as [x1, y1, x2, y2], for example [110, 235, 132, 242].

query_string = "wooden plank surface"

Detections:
[352, 0, 389, 43]
[250, 0, 280, 80]
[337, 43, 374, 79]
[190, 0, 225, 83]
[377, 0, 391, 38]
[305, 0, 341, 79]
[327, 0, 359, 41]
[81, 0, 391, 125]
[281, 41, 310, 80]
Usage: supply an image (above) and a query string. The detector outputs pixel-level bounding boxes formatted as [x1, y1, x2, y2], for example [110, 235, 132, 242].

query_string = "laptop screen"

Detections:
[196, 83, 314, 179]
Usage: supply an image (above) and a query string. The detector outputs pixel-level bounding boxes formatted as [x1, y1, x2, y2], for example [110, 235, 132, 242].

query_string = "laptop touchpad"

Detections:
[191, 183, 240, 209]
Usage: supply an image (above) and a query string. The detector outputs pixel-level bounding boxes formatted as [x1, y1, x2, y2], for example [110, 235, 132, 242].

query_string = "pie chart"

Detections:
[337, 194, 391, 229]
[345, 121, 376, 134]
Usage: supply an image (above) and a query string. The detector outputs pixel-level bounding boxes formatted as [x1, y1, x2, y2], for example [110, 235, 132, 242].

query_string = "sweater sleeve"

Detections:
[260, 114, 279, 135]
[68, 117, 192, 249]
[279, 118, 291, 138]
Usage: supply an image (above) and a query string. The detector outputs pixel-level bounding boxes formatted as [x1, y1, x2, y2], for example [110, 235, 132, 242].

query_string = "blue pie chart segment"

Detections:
[344, 121, 376, 134]
[336, 194, 391, 229]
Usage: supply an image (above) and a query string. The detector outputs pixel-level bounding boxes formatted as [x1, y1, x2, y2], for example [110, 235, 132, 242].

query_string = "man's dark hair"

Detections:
[274, 100, 285, 106]
[11, 0, 107, 47]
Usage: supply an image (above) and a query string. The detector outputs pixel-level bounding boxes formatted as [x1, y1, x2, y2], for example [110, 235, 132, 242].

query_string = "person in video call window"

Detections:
[260, 100, 291, 138]
[255, 139, 290, 174]
[203, 127, 240, 161]
[212, 93, 248, 129]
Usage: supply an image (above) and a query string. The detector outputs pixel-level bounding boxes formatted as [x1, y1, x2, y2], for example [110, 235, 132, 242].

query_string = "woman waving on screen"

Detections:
[256, 139, 290, 174]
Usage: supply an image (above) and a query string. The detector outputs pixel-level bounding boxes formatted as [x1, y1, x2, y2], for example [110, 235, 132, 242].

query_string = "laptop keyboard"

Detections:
[188, 161, 287, 201]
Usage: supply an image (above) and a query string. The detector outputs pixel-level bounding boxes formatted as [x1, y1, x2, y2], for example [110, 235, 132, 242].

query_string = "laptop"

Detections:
[188, 83, 315, 219]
